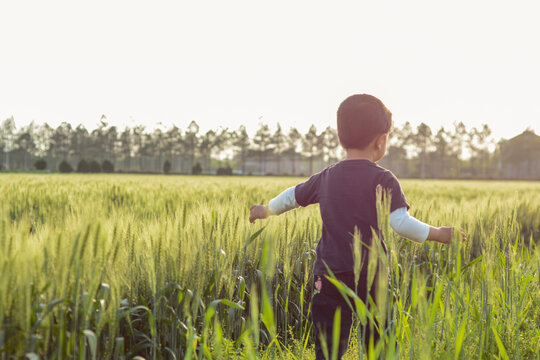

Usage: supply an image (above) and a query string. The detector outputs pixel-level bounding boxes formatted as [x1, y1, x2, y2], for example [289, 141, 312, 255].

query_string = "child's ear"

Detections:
[375, 133, 386, 150]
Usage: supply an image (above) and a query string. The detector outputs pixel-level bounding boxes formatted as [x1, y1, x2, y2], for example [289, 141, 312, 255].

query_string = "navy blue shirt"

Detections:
[295, 159, 409, 275]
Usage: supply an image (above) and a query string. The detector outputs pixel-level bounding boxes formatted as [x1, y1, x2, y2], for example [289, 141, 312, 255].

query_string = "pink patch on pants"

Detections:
[315, 277, 322, 291]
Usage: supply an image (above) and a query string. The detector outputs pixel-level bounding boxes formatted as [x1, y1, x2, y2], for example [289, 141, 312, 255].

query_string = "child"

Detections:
[249, 94, 465, 359]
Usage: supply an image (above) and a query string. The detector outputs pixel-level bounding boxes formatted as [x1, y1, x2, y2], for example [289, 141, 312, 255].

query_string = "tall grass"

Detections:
[0, 174, 538, 359]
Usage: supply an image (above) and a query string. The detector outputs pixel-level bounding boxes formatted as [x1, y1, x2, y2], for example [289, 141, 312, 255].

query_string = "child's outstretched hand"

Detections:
[249, 205, 269, 224]
[430, 226, 467, 244]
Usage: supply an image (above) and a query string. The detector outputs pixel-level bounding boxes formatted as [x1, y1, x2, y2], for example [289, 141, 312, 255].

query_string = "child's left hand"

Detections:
[249, 205, 269, 223]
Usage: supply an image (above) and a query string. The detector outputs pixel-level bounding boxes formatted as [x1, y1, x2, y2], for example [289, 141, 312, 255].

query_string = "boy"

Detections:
[249, 94, 465, 359]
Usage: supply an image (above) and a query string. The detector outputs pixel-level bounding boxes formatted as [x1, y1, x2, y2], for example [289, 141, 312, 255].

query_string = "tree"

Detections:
[58, 160, 73, 173]
[383, 145, 407, 175]
[119, 127, 132, 171]
[34, 123, 53, 161]
[0, 119, 515, 178]
[16, 127, 36, 170]
[414, 123, 432, 179]
[285, 127, 301, 175]
[475, 124, 493, 177]
[89, 160, 101, 173]
[152, 128, 166, 172]
[466, 127, 480, 177]
[320, 126, 340, 166]
[450, 122, 467, 177]
[50, 123, 72, 162]
[217, 166, 233, 175]
[184, 121, 199, 172]
[214, 128, 230, 154]
[77, 159, 90, 173]
[132, 125, 146, 171]
[253, 123, 272, 174]
[165, 126, 182, 173]
[34, 158, 47, 170]
[192, 162, 202, 175]
[199, 130, 217, 173]
[90, 116, 109, 162]
[433, 127, 450, 178]
[102, 160, 114, 173]
[163, 160, 171, 174]
[1, 117, 16, 170]
[382, 122, 410, 176]
[271, 123, 287, 174]
[104, 125, 119, 167]
[232, 126, 250, 175]
[302, 125, 321, 175]
[139, 133, 154, 171]
[71, 125, 90, 162]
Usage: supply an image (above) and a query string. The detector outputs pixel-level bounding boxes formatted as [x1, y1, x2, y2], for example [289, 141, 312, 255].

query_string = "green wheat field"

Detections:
[0, 174, 539, 359]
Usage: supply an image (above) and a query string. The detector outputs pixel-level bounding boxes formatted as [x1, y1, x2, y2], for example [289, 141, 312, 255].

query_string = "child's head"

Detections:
[337, 94, 392, 150]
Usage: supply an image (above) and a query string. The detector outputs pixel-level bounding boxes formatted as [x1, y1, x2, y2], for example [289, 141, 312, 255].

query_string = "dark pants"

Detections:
[311, 271, 386, 360]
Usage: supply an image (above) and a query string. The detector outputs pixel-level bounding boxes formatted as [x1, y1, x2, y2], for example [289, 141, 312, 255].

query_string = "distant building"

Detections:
[499, 130, 540, 180]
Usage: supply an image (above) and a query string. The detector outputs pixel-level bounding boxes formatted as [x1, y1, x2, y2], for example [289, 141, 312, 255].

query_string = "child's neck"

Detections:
[344, 147, 377, 162]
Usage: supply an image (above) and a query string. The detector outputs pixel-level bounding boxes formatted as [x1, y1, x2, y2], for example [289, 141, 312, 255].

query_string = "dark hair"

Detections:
[337, 94, 392, 149]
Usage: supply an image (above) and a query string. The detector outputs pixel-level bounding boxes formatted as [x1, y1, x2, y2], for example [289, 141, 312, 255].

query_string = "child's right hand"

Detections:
[249, 205, 269, 224]
[430, 226, 467, 244]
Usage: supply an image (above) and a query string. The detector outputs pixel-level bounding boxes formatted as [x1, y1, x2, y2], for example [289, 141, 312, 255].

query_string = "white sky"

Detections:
[1, 0, 539, 141]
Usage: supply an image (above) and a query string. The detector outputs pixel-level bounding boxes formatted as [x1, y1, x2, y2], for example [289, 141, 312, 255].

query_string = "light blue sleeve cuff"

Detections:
[389, 207, 430, 243]
[268, 186, 299, 215]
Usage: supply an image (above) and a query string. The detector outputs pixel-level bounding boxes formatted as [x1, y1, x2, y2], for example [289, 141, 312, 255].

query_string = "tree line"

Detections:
[0, 116, 526, 178]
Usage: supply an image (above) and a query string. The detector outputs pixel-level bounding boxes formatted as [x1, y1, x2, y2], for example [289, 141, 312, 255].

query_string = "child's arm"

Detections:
[389, 207, 466, 244]
[249, 186, 299, 224]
